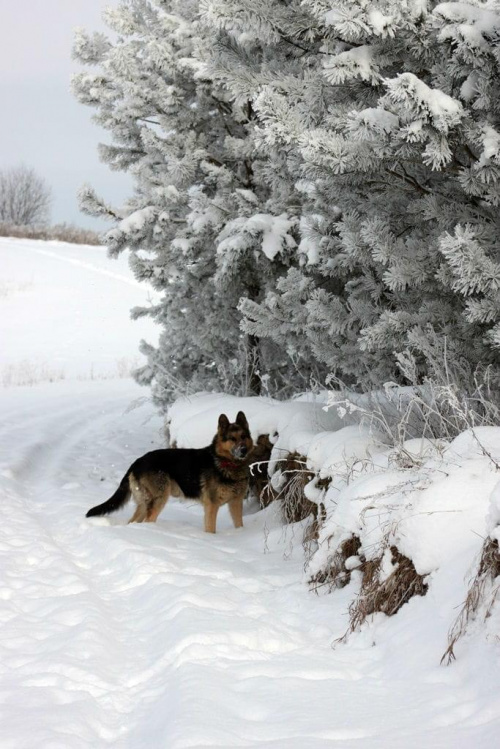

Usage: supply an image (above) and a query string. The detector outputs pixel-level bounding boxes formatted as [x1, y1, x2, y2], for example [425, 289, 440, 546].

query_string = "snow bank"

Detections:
[487, 479, 500, 545]
[4, 239, 500, 746]
[169, 390, 500, 648]
[168, 391, 347, 452]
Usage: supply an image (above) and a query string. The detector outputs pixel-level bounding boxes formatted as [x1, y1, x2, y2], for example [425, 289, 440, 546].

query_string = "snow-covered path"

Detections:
[0, 381, 352, 748]
[1, 381, 500, 749]
[2, 238, 500, 747]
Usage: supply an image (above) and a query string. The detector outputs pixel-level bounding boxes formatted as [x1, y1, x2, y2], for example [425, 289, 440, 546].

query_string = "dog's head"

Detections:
[215, 411, 253, 462]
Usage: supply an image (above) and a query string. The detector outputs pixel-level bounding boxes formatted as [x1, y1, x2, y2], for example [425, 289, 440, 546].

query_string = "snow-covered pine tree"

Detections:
[72, 0, 310, 408]
[74, 0, 500, 399]
[237, 1, 500, 387]
[199, 0, 349, 382]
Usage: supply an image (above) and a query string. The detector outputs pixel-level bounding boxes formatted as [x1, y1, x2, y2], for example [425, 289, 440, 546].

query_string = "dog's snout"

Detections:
[233, 443, 248, 459]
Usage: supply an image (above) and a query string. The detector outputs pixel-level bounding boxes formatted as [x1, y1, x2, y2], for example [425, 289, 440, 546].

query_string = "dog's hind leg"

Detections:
[142, 476, 170, 523]
[128, 504, 148, 523]
[128, 473, 149, 523]
[145, 494, 169, 523]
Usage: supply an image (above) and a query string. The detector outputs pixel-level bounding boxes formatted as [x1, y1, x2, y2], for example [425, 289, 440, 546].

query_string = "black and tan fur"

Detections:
[86, 412, 254, 534]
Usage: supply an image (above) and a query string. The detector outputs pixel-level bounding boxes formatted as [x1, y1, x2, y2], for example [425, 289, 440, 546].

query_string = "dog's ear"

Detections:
[218, 414, 230, 433]
[235, 411, 249, 430]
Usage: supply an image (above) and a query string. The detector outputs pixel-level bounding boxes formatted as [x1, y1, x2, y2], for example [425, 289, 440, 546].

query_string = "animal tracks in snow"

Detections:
[1, 380, 500, 748]
[0, 381, 367, 748]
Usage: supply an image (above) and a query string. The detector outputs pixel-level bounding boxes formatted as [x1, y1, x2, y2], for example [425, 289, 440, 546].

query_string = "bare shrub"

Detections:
[248, 434, 273, 507]
[78, 357, 140, 382]
[0, 221, 101, 245]
[307, 364, 499, 645]
[400, 352, 500, 443]
[350, 547, 428, 629]
[441, 538, 500, 665]
[329, 545, 429, 643]
[1, 360, 65, 387]
[327, 358, 500, 458]
[310, 535, 362, 591]
[309, 532, 428, 638]
[49, 223, 101, 245]
[0, 280, 33, 298]
[269, 452, 316, 525]
[115, 356, 140, 379]
[0, 166, 51, 226]
[272, 452, 332, 552]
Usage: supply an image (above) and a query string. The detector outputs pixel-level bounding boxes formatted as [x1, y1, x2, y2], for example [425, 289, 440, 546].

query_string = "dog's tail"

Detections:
[86, 473, 131, 518]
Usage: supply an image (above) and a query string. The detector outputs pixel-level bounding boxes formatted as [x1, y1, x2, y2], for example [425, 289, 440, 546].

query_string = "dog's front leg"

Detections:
[228, 497, 243, 529]
[204, 501, 219, 533]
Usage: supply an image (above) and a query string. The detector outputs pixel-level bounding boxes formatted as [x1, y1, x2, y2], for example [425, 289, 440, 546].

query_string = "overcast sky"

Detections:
[0, 0, 130, 229]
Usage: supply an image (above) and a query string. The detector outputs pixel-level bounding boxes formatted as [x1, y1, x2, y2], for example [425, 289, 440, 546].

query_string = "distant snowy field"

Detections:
[1, 238, 500, 748]
[0, 237, 159, 385]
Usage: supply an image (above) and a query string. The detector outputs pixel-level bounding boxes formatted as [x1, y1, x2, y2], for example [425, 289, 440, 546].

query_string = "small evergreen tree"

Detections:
[73, 0, 309, 408]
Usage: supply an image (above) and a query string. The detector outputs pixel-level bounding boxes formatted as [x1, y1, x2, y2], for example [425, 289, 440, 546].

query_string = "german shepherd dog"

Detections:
[86, 412, 254, 534]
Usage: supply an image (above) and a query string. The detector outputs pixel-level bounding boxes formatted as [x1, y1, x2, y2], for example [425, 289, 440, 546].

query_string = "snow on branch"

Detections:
[217, 213, 297, 261]
[435, 2, 500, 52]
[439, 225, 500, 296]
[323, 45, 382, 85]
[106, 206, 157, 257]
[383, 73, 464, 134]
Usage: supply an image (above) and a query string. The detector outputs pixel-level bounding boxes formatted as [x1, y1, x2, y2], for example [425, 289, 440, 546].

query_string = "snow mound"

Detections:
[170, 391, 500, 646]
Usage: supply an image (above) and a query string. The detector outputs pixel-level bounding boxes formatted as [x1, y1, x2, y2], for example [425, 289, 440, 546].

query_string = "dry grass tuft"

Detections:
[441, 537, 500, 665]
[269, 452, 316, 524]
[1, 360, 65, 387]
[248, 434, 274, 507]
[330, 545, 428, 643]
[0, 222, 101, 245]
[310, 535, 362, 590]
[349, 547, 428, 630]
[260, 450, 324, 545]
[302, 502, 327, 547]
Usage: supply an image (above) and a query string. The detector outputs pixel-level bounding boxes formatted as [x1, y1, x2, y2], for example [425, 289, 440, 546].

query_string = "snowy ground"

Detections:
[1, 238, 500, 748]
[0, 237, 159, 385]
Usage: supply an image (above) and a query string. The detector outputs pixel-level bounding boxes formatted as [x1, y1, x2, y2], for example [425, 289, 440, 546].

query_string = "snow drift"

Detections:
[168, 391, 500, 657]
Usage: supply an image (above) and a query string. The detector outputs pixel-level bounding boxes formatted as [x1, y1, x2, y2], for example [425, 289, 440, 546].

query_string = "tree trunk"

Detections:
[246, 332, 262, 396]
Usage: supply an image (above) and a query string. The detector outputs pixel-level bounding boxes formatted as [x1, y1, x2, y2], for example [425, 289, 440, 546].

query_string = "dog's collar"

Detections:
[218, 459, 240, 471]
